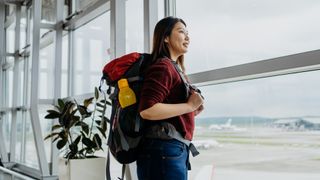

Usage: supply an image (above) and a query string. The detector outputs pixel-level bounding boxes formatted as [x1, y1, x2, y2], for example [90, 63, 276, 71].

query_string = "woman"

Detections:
[137, 16, 204, 180]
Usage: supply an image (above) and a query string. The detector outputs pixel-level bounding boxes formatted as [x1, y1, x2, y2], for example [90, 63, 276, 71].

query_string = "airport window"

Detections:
[24, 111, 39, 168]
[191, 70, 320, 179]
[41, 0, 56, 23]
[20, 6, 28, 50]
[126, 0, 144, 53]
[6, 24, 15, 54]
[176, 0, 320, 73]
[76, 0, 100, 11]
[39, 43, 55, 99]
[73, 12, 110, 95]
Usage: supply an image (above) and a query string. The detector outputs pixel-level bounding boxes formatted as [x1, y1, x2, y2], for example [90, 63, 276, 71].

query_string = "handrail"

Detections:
[0, 166, 36, 180]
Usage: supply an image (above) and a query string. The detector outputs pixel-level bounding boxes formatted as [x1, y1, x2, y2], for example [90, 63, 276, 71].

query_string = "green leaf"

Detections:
[75, 121, 82, 126]
[95, 120, 101, 126]
[51, 124, 62, 131]
[69, 143, 78, 153]
[58, 131, 68, 139]
[45, 110, 60, 119]
[96, 103, 105, 108]
[44, 132, 59, 141]
[97, 127, 106, 138]
[74, 135, 81, 145]
[78, 105, 89, 117]
[82, 137, 95, 148]
[101, 119, 107, 132]
[81, 123, 89, 135]
[99, 115, 110, 123]
[57, 139, 67, 150]
[54, 105, 62, 112]
[86, 148, 94, 155]
[83, 97, 94, 107]
[80, 131, 87, 137]
[58, 99, 65, 109]
[97, 109, 105, 114]
[93, 134, 102, 150]
[95, 87, 99, 99]
[100, 99, 112, 106]
[52, 136, 60, 143]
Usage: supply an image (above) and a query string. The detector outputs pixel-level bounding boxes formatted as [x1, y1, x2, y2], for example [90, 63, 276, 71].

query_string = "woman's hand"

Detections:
[194, 104, 204, 116]
[187, 91, 204, 112]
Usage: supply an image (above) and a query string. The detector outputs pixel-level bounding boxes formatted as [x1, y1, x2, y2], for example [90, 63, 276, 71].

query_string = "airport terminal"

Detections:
[1, 0, 320, 179]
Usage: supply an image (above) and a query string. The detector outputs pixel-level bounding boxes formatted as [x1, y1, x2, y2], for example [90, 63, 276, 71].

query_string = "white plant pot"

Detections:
[59, 157, 106, 180]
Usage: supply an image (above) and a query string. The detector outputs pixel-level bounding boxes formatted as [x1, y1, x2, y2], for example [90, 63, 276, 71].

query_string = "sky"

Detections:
[174, 0, 320, 118]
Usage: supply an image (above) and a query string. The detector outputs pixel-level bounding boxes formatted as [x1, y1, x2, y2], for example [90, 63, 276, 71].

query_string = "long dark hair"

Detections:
[151, 16, 187, 72]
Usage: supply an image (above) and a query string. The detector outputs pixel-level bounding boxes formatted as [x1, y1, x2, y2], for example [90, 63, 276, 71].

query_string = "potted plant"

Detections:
[44, 87, 111, 180]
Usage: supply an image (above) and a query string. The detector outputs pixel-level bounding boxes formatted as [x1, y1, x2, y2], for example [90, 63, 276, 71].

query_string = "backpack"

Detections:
[100, 52, 200, 180]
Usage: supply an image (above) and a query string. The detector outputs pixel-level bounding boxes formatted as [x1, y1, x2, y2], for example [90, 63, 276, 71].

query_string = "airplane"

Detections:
[208, 118, 247, 132]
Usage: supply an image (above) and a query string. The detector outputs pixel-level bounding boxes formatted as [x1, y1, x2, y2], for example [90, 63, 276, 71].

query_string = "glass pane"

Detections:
[7, 4, 16, 15]
[77, 0, 99, 10]
[158, 0, 164, 19]
[24, 111, 39, 168]
[20, 6, 28, 50]
[2, 112, 11, 153]
[191, 70, 320, 180]
[5, 61, 14, 107]
[126, 0, 144, 53]
[176, 0, 320, 73]
[6, 23, 15, 54]
[39, 43, 54, 99]
[73, 12, 110, 95]
[41, 0, 56, 23]
[39, 105, 53, 163]
[64, 0, 71, 19]
[17, 60, 24, 106]
[15, 111, 23, 162]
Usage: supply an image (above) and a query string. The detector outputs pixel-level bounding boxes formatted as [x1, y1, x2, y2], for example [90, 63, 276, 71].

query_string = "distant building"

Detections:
[273, 117, 320, 130]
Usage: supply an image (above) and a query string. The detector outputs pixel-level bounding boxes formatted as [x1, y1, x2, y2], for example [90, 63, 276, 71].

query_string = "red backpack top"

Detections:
[102, 52, 141, 82]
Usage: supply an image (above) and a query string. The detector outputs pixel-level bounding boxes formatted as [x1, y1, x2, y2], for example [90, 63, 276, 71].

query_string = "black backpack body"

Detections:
[102, 53, 151, 164]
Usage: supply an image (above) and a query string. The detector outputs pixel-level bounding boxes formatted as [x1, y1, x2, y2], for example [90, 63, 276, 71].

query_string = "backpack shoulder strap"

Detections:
[167, 60, 190, 99]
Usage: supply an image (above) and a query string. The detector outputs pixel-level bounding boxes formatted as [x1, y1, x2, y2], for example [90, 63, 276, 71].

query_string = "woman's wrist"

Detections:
[185, 102, 195, 113]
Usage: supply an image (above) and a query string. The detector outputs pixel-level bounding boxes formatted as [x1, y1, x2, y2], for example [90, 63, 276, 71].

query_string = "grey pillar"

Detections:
[164, 0, 176, 17]
[30, 0, 50, 176]
[0, 2, 9, 163]
[110, 0, 126, 58]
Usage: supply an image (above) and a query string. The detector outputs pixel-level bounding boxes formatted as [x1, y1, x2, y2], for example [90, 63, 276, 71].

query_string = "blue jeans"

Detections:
[136, 138, 188, 180]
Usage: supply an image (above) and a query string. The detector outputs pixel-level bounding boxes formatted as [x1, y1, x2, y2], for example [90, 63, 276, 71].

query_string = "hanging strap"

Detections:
[170, 60, 204, 100]
[106, 149, 111, 180]
[167, 128, 199, 157]
[120, 164, 126, 180]
[106, 149, 126, 180]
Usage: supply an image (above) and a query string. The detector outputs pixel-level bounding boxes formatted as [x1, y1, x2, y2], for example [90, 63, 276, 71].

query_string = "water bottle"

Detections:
[118, 78, 137, 108]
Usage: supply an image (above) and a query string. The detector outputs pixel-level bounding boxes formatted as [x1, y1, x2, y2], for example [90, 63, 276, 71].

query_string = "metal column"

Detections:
[164, 0, 176, 17]
[29, 0, 50, 177]
[50, 0, 64, 176]
[0, 1, 9, 164]
[143, 0, 158, 53]
[110, 0, 126, 58]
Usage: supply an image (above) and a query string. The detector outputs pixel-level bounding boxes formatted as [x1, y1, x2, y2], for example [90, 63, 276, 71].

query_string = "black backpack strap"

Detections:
[120, 164, 126, 180]
[169, 61, 190, 98]
[167, 129, 199, 157]
[169, 60, 205, 100]
[106, 148, 111, 180]
[106, 148, 126, 180]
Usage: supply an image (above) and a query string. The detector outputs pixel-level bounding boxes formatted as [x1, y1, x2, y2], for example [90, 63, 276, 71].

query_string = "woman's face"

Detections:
[165, 22, 190, 59]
